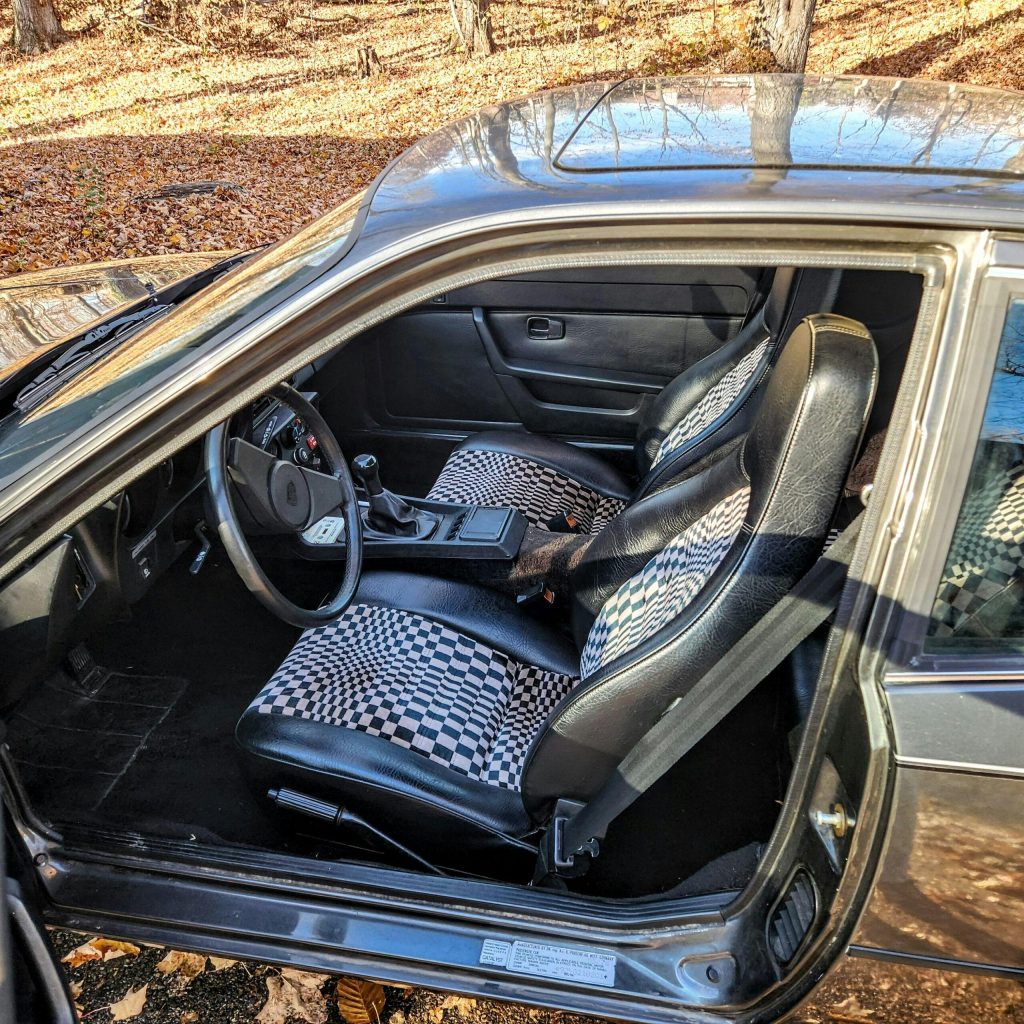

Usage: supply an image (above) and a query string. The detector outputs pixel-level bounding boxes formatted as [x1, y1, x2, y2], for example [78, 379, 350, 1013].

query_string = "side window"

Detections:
[927, 298, 1024, 649]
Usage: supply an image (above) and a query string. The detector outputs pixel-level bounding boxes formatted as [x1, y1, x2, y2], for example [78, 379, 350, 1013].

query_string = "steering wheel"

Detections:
[204, 383, 363, 628]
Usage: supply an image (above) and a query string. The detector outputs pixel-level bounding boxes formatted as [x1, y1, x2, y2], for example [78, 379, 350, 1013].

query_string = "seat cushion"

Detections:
[426, 431, 630, 534]
[579, 486, 750, 677]
[236, 573, 581, 859]
[248, 602, 577, 791]
[649, 338, 770, 471]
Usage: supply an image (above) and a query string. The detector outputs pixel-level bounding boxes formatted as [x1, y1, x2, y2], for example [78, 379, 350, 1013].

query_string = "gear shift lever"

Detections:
[352, 453, 384, 497]
[351, 453, 439, 539]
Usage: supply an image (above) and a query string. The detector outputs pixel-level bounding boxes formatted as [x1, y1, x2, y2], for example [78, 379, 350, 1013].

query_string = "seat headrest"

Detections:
[743, 313, 878, 498]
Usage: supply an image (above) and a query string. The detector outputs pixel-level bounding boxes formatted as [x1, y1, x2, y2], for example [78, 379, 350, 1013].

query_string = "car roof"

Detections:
[356, 73, 1024, 251]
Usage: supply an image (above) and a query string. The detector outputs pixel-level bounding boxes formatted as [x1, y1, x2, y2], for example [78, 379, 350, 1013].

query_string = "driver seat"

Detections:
[236, 315, 878, 869]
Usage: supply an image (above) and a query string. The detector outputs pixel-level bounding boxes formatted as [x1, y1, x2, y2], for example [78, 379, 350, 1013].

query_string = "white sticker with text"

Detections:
[480, 939, 615, 987]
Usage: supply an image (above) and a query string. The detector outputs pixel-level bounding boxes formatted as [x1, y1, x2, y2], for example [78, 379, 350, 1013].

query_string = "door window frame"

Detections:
[875, 238, 1024, 682]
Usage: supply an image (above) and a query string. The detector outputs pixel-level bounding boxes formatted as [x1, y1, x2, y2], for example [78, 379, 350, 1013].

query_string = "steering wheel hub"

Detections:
[268, 461, 312, 528]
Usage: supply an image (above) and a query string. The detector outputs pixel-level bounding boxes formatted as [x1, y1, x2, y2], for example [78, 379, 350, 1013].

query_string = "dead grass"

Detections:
[2, 0, 1024, 276]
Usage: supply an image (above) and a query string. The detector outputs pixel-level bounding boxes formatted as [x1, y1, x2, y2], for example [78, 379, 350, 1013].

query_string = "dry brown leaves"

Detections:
[256, 968, 331, 1024]
[62, 936, 141, 967]
[3, 0, 1024, 278]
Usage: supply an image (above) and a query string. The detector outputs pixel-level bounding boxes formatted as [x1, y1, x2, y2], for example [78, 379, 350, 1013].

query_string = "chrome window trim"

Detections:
[0, 214, 953, 584]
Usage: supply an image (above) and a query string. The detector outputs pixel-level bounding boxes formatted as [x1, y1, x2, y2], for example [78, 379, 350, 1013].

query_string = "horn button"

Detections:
[268, 461, 312, 529]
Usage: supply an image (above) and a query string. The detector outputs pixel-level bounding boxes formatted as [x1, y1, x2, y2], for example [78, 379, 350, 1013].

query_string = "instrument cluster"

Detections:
[251, 396, 323, 471]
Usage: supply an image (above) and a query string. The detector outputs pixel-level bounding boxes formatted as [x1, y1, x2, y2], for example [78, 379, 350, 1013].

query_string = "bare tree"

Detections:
[12, 0, 67, 53]
[749, 0, 817, 72]
[449, 0, 493, 56]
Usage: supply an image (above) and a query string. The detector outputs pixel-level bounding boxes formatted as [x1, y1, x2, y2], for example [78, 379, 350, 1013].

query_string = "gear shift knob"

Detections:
[352, 453, 383, 497]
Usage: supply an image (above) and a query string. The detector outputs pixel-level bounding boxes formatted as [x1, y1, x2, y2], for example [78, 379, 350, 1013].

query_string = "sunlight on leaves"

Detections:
[256, 968, 330, 1024]
[108, 983, 149, 1021]
[335, 975, 387, 1024]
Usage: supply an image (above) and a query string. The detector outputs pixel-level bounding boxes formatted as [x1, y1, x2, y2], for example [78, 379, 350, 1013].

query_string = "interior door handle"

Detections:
[526, 316, 564, 341]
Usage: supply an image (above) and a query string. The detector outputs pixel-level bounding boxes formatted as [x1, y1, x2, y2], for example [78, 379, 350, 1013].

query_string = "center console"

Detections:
[296, 452, 526, 563]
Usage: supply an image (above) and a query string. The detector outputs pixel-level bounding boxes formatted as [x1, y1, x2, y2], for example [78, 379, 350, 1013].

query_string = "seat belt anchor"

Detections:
[535, 799, 600, 882]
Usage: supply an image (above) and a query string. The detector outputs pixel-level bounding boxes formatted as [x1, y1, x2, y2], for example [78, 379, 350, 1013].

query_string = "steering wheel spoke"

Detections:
[301, 464, 347, 526]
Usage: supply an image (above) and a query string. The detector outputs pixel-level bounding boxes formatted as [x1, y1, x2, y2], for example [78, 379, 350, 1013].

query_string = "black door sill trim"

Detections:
[39, 821, 737, 936]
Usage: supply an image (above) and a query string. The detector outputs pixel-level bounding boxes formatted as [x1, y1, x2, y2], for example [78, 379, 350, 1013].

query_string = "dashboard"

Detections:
[247, 394, 324, 471]
[0, 384, 322, 708]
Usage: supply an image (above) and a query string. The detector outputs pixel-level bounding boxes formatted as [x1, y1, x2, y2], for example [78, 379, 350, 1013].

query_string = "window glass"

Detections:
[927, 298, 1024, 649]
[0, 189, 366, 486]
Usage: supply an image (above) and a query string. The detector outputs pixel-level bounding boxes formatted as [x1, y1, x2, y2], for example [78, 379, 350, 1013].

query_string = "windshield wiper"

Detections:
[14, 305, 171, 413]
[2, 247, 263, 418]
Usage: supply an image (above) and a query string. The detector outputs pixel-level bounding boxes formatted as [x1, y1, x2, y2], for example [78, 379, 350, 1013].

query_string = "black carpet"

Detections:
[7, 668, 188, 819]
[5, 550, 792, 893]
[7, 555, 304, 849]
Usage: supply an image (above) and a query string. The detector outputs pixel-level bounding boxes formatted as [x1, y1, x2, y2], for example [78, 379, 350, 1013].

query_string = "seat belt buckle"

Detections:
[533, 798, 600, 884]
[516, 581, 557, 609]
[543, 510, 586, 534]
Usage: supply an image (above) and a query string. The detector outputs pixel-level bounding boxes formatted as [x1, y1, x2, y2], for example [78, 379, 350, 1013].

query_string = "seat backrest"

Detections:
[520, 313, 878, 818]
[632, 267, 843, 499]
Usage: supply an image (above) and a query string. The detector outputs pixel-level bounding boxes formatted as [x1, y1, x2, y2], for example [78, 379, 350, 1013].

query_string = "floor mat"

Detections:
[6, 667, 188, 819]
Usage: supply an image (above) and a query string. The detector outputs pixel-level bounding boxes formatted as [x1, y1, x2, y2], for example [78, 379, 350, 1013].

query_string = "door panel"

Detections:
[367, 311, 519, 427]
[314, 266, 766, 495]
[486, 310, 734, 378]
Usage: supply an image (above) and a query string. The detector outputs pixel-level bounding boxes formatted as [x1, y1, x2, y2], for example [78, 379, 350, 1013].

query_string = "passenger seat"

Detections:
[427, 267, 838, 533]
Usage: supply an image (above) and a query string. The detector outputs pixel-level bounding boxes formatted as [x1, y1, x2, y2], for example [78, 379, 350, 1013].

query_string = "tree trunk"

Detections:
[356, 44, 383, 78]
[12, 0, 67, 54]
[749, 0, 816, 73]
[452, 0, 492, 56]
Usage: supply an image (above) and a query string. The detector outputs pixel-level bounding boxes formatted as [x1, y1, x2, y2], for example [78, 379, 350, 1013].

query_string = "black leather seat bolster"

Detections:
[633, 316, 772, 479]
[450, 431, 633, 501]
[236, 712, 536, 851]
[356, 572, 580, 677]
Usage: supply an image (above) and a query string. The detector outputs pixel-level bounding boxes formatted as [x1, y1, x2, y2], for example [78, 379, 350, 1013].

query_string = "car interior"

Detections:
[0, 261, 925, 901]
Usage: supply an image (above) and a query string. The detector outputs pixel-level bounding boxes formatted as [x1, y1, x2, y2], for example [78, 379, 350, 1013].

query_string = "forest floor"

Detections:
[53, 925, 1024, 1024]
[4, 0, 1024, 275]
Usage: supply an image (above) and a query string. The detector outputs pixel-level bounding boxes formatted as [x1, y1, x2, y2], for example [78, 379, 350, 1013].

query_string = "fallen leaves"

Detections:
[256, 968, 330, 1024]
[108, 982, 149, 1021]
[5, 0, 1022, 278]
[428, 994, 479, 1023]
[62, 936, 140, 967]
[335, 975, 388, 1024]
[156, 948, 209, 980]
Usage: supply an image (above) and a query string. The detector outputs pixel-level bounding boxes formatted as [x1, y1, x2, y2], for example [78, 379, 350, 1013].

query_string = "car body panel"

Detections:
[357, 75, 1024, 260]
[846, 248, 1024, 977]
[851, 767, 1024, 970]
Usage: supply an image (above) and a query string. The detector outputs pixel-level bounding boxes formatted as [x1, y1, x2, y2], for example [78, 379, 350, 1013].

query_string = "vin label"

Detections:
[479, 939, 616, 987]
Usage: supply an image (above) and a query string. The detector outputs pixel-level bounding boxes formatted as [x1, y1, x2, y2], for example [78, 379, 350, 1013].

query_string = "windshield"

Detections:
[0, 189, 366, 486]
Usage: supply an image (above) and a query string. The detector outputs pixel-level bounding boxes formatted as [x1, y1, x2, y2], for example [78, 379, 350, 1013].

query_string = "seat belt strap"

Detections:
[537, 513, 864, 882]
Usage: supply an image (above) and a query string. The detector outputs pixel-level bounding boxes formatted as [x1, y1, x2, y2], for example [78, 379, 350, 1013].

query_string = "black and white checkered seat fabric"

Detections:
[580, 487, 750, 678]
[249, 604, 577, 791]
[931, 458, 1024, 636]
[651, 339, 770, 469]
[427, 449, 627, 534]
